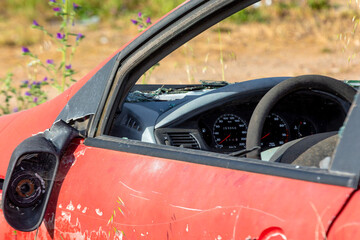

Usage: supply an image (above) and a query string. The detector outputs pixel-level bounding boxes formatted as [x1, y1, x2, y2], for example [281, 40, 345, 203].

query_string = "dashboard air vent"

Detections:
[124, 116, 141, 131]
[167, 132, 200, 149]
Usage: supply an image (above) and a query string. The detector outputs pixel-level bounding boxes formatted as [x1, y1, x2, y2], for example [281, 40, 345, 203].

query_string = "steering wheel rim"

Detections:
[246, 75, 356, 159]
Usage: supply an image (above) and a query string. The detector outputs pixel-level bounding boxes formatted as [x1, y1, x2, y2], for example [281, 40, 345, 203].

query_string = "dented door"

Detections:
[1, 138, 351, 240]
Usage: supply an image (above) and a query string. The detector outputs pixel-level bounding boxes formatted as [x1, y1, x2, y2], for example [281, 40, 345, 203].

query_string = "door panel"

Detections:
[327, 191, 360, 239]
[48, 141, 354, 240]
[0, 141, 354, 239]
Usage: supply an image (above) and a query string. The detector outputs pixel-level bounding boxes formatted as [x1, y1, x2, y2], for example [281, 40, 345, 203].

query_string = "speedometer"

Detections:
[213, 114, 247, 150]
[261, 113, 289, 150]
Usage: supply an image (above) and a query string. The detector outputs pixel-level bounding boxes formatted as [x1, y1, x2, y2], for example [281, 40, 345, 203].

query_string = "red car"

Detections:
[1, 0, 360, 239]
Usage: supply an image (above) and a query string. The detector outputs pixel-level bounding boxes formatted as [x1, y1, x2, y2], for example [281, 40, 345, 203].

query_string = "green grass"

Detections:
[229, 8, 270, 23]
[307, 0, 331, 11]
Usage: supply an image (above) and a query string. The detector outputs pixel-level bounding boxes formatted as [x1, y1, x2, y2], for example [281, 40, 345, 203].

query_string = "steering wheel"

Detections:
[246, 75, 356, 160]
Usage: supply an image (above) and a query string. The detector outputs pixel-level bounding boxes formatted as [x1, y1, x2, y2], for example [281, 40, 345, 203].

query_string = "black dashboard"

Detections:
[160, 91, 348, 153]
[109, 77, 351, 154]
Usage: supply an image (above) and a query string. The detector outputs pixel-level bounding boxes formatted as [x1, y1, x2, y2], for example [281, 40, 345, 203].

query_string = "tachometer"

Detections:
[261, 113, 289, 149]
[213, 114, 247, 150]
[292, 118, 317, 138]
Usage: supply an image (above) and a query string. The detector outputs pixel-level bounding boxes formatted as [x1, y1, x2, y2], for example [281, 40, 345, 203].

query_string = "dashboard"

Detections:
[194, 91, 347, 153]
[109, 77, 351, 155]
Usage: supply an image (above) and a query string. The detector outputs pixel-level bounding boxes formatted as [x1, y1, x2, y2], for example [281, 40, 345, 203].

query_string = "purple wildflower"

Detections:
[139, 25, 143, 29]
[43, 77, 48, 82]
[33, 97, 38, 103]
[46, 59, 54, 64]
[131, 19, 138, 25]
[13, 107, 18, 113]
[22, 47, 30, 53]
[73, 3, 80, 9]
[76, 33, 84, 41]
[53, 7, 61, 12]
[138, 12, 142, 18]
[33, 20, 39, 26]
[25, 91, 31, 96]
[146, 17, 151, 24]
[57, 32, 65, 39]
[65, 64, 72, 70]
[49, 0, 56, 2]
[22, 80, 29, 85]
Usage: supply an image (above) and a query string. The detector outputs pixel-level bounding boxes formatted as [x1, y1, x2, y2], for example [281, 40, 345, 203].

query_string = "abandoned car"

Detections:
[0, 0, 360, 239]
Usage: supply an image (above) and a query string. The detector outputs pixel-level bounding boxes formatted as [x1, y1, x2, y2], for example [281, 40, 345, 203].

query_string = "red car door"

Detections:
[2, 135, 353, 240]
[1, 0, 359, 239]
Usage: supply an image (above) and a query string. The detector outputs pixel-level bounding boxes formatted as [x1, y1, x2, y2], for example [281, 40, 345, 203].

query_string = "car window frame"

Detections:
[85, 0, 360, 188]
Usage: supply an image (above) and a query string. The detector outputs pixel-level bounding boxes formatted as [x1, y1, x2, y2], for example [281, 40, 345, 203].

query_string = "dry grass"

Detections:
[1, 1, 360, 94]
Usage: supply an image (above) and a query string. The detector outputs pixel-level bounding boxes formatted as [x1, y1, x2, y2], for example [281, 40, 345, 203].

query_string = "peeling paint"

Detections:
[66, 201, 75, 211]
[59, 204, 62, 209]
[77, 204, 81, 210]
[61, 211, 71, 222]
[186, 224, 189, 232]
[55, 215, 109, 240]
[82, 207, 88, 213]
[95, 208, 103, 216]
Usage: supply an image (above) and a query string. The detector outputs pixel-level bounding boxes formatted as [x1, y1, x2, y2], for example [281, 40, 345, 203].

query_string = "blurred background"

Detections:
[0, 0, 359, 86]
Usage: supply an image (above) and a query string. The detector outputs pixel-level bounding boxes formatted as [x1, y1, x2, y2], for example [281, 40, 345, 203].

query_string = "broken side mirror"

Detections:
[1, 120, 80, 232]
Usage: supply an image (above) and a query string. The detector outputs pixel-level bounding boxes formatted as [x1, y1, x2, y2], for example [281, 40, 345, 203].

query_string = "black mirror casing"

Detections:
[1, 120, 79, 232]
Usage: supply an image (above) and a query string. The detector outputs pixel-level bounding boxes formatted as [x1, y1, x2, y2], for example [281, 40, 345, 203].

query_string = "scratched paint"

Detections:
[29, 143, 352, 239]
[74, 147, 90, 158]
[82, 207, 88, 213]
[258, 227, 287, 240]
[95, 209, 103, 216]
[66, 201, 75, 211]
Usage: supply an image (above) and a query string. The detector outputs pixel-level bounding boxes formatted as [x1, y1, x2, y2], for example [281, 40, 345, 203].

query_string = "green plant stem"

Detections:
[218, 23, 225, 82]
[60, 0, 70, 92]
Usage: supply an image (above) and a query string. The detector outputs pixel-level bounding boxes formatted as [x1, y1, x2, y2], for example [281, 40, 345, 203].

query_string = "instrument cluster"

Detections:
[198, 92, 346, 153]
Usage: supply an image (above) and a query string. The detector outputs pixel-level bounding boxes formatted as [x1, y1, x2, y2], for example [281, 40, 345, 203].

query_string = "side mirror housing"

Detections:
[1, 120, 79, 231]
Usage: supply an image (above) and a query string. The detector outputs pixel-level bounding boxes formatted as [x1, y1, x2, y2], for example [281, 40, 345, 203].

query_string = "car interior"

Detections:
[103, 2, 357, 170]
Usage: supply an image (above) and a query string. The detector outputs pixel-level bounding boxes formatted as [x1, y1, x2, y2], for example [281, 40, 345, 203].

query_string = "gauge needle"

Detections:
[261, 133, 270, 140]
[219, 134, 231, 144]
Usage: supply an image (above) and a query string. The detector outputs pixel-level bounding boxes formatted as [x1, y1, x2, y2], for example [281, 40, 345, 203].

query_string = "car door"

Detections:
[47, 0, 359, 239]
[41, 135, 355, 240]
[1, 0, 359, 239]
[3, 134, 356, 239]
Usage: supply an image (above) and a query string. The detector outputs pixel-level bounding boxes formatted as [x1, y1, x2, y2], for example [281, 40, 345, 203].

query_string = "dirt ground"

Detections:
[1, 4, 360, 98]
